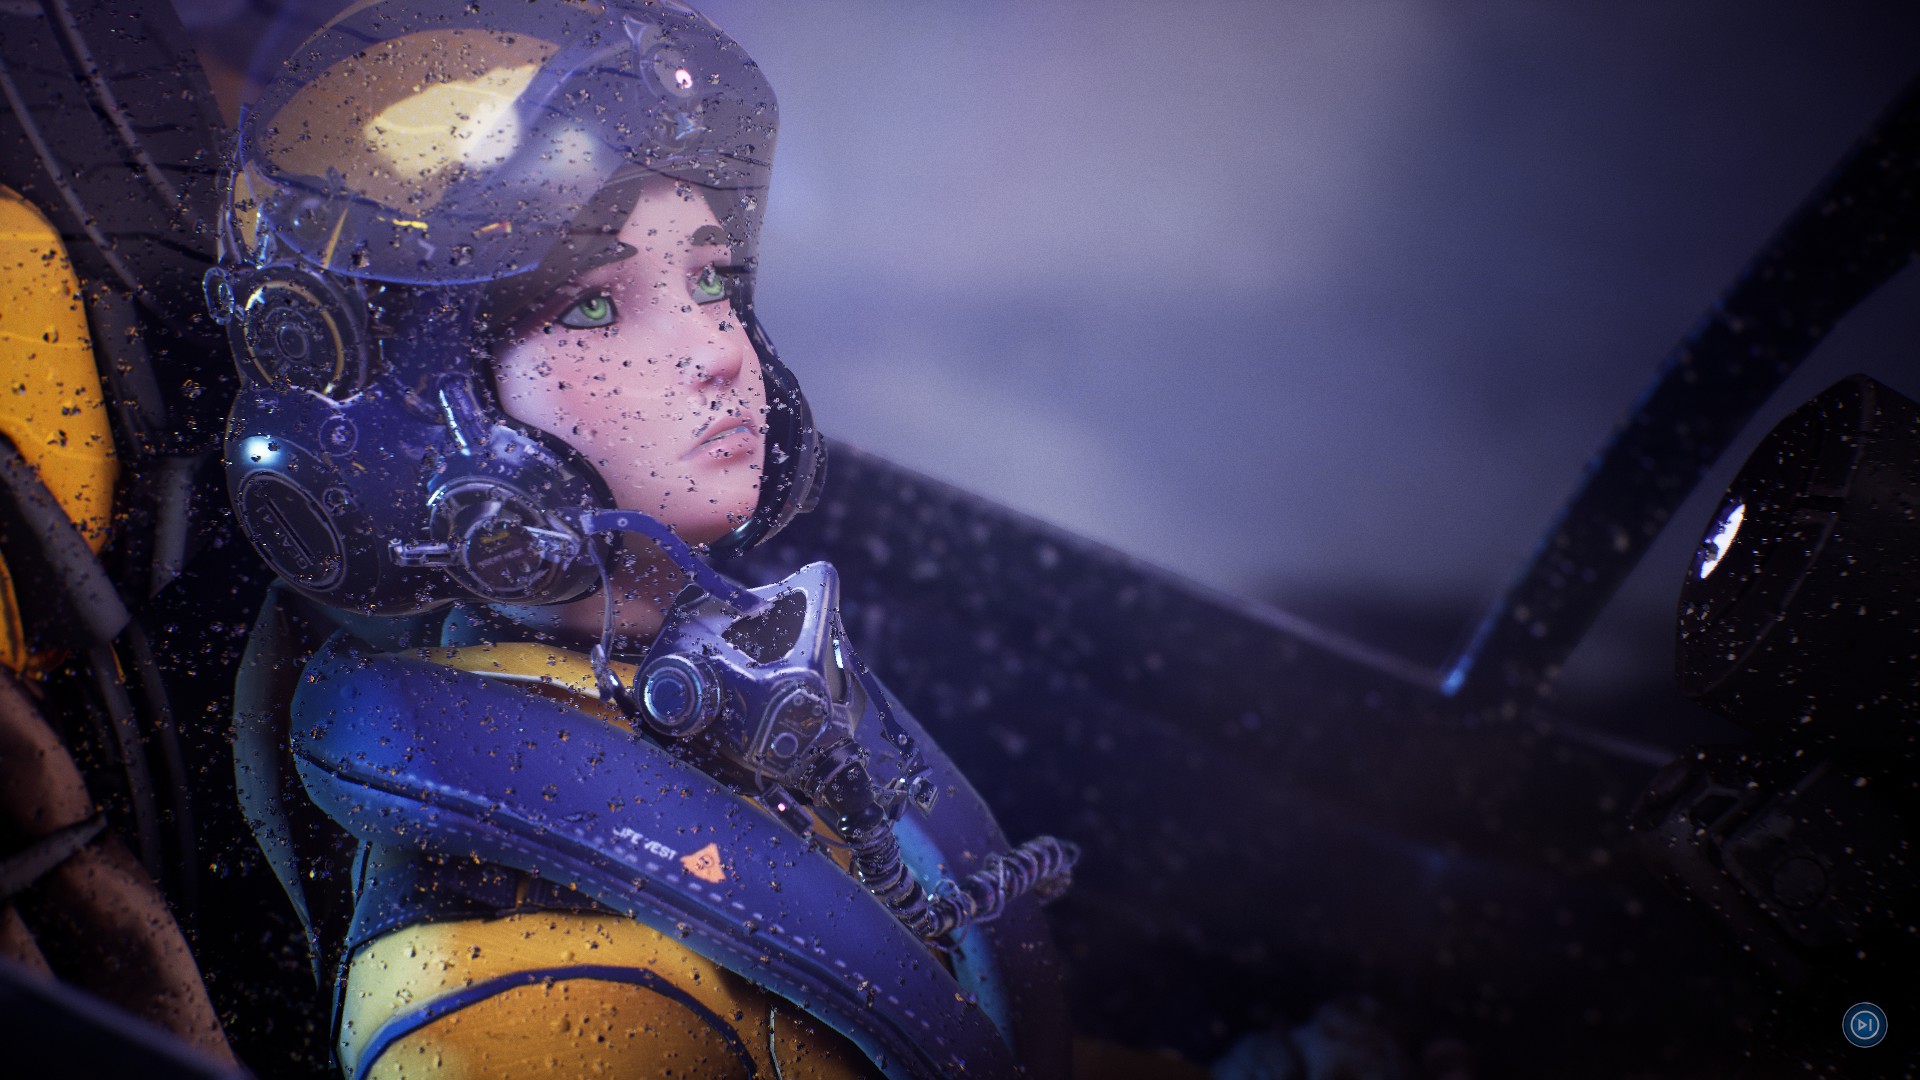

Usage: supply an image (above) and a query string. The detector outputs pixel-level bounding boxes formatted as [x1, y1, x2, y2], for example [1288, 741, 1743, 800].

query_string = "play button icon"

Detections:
[1843, 1002, 1887, 1049]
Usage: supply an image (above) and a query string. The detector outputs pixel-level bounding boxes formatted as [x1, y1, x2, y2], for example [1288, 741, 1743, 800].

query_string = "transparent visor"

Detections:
[233, 0, 775, 289]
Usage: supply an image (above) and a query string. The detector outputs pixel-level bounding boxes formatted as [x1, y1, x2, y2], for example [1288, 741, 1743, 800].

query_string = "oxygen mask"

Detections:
[577, 509, 1080, 942]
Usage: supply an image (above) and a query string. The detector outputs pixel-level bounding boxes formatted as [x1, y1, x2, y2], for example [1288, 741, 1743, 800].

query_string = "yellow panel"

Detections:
[0, 185, 118, 547]
[365, 979, 745, 1079]
[342, 911, 875, 1079]
[425, 641, 635, 702]
[0, 186, 118, 675]
[0, 553, 23, 674]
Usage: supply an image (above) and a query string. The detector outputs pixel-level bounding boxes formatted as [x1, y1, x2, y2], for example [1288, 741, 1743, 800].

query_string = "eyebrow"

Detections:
[688, 224, 728, 247]
[486, 239, 637, 322]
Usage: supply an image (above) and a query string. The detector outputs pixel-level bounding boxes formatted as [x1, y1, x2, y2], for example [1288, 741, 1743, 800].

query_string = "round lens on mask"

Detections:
[756, 680, 829, 770]
[640, 654, 723, 737]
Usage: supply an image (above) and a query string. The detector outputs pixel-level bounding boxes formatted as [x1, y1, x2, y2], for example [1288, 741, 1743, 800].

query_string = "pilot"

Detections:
[215, 1, 1075, 1077]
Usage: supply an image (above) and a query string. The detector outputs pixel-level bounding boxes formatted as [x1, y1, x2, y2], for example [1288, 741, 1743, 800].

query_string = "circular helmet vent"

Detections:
[238, 271, 366, 397]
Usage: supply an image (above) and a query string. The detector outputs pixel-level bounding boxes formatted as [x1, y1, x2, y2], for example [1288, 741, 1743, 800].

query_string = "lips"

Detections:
[682, 418, 757, 461]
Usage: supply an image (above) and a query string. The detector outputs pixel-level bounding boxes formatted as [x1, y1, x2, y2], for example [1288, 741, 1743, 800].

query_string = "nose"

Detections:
[679, 322, 749, 399]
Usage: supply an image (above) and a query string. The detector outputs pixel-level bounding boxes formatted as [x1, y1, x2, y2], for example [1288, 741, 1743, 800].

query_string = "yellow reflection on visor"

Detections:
[266, 29, 559, 213]
[367, 62, 539, 177]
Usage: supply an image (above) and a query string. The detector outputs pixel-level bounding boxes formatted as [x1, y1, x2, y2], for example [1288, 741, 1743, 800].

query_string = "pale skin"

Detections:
[492, 178, 767, 643]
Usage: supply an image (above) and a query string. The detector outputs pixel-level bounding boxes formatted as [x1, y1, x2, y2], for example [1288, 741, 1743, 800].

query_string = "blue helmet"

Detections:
[207, 0, 823, 615]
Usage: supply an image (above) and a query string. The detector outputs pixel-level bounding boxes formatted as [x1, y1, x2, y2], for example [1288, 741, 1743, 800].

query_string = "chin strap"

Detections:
[574, 509, 768, 616]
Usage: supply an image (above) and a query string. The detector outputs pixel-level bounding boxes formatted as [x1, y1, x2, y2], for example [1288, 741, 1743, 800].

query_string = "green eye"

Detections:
[690, 265, 729, 304]
[557, 294, 616, 329]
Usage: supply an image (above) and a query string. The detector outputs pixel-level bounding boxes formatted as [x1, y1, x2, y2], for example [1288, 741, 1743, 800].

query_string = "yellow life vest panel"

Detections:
[0, 185, 119, 675]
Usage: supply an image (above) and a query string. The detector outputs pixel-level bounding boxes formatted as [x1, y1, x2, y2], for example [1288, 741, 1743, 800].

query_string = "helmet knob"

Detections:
[427, 480, 593, 606]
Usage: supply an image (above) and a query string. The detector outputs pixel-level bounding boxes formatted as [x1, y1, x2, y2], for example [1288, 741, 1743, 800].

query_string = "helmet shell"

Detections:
[216, 0, 821, 615]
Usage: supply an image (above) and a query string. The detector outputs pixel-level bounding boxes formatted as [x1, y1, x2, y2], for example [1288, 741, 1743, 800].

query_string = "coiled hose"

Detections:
[813, 744, 1079, 941]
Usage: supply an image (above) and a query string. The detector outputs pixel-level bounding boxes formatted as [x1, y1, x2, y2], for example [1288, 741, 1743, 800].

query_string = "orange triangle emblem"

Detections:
[680, 842, 726, 884]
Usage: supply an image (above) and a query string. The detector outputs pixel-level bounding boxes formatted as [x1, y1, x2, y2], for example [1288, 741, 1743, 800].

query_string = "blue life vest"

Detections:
[284, 618, 1072, 1079]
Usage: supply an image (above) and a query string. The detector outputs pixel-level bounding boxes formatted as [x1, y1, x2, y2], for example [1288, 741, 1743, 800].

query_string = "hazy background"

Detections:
[698, 0, 1920, 697]
[195, 0, 1920, 701]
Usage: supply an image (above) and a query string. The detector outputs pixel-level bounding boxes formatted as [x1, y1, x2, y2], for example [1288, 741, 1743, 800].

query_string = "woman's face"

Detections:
[493, 181, 766, 547]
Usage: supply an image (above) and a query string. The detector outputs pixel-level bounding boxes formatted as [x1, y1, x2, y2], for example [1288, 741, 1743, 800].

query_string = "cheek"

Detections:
[493, 341, 562, 423]
[740, 354, 768, 419]
[494, 336, 691, 447]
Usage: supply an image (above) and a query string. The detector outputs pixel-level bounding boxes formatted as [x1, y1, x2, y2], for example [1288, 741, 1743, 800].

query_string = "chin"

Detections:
[691, 513, 752, 547]
[658, 505, 751, 549]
